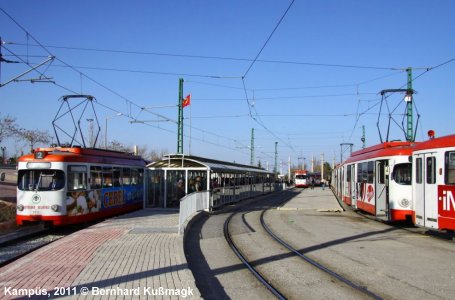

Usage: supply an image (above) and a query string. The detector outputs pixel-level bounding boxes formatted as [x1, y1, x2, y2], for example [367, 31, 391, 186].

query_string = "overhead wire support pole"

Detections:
[274, 142, 278, 176]
[251, 128, 255, 166]
[177, 78, 184, 154]
[406, 67, 413, 142]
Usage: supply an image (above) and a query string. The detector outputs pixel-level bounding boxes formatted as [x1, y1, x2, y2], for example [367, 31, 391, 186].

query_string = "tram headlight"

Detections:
[400, 198, 410, 208]
[17, 204, 24, 211]
[51, 204, 60, 212]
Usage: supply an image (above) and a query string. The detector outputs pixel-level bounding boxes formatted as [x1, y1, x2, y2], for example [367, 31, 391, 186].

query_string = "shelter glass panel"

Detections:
[167, 170, 185, 208]
[147, 170, 164, 207]
[188, 170, 207, 193]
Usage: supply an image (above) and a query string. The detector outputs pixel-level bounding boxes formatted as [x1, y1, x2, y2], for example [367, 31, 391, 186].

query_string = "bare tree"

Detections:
[0, 114, 19, 143]
[16, 129, 52, 152]
[148, 148, 169, 161]
[107, 140, 130, 153]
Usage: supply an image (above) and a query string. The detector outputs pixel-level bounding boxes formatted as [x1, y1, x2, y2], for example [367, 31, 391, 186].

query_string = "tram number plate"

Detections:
[31, 210, 41, 215]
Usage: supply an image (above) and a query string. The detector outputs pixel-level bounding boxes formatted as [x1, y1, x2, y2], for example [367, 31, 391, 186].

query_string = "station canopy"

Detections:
[147, 154, 272, 174]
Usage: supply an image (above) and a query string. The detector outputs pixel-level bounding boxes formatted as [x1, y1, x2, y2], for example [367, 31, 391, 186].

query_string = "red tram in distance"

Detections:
[294, 170, 310, 188]
[16, 146, 146, 226]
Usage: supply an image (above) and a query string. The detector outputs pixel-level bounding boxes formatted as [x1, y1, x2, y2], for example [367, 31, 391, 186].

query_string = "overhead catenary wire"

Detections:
[9, 41, 404, 71]
[0, 8, 261, 161]
[3, 6, 455, 165]
[242, 0, 295, 78]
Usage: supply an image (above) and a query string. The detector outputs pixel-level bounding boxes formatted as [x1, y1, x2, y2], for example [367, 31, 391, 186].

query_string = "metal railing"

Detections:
[178, 182, 286, 234]
[178, 191, 209, 234]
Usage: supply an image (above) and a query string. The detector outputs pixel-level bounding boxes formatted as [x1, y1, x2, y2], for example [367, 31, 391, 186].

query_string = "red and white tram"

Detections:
[294, 170, 310, 188]
[16, 146, 146, 226]
[342, 141, 414, 222]
[412, 134, 455, 231]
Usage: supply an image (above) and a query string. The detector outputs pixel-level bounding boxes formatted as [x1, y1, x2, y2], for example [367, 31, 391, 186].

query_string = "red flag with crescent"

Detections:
[183, 94, 191, 108]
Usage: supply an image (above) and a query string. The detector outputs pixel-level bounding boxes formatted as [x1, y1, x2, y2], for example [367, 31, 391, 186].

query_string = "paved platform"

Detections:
[279, 186, 343, 212]
[0, 209, 201, 299]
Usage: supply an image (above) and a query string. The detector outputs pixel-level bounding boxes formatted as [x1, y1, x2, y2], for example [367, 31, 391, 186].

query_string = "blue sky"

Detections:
[1, 0, 454, 170]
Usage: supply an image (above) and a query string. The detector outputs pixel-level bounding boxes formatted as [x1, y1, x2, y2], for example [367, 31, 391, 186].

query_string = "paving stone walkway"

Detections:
[0, 209, 201, 299]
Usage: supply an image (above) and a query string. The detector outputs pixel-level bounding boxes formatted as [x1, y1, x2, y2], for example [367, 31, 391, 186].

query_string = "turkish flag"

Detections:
[183, 94, 191, 108]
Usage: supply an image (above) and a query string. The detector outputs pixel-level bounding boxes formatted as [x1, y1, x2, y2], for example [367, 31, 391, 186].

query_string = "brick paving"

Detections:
[0, 209, 200, 299]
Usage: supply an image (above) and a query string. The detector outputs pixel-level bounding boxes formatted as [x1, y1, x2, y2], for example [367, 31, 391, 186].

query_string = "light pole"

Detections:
[1, 147, 5, 165]
[105, 113, 122, 149]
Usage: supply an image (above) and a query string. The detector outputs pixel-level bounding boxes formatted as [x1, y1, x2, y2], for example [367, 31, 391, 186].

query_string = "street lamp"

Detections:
[105, 113, 122, 149]
[1, 147, 5, 165]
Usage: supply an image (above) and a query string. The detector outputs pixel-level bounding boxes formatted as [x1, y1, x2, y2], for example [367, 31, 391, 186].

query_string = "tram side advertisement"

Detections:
[66, 186, 143, 216]
[438, 185, 455, 230]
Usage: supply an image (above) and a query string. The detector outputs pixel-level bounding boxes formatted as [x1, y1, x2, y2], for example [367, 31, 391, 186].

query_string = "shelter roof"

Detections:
[147, 154, 272, 174]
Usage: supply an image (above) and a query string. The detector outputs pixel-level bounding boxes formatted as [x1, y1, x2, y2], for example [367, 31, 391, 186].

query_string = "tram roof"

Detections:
[147, 154, 273, 174]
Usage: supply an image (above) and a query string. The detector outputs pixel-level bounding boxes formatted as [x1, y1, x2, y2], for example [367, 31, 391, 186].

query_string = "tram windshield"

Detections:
[295, 174, 307, 179]
[18, 169, 65, 191]
[392, 163, 412, 185]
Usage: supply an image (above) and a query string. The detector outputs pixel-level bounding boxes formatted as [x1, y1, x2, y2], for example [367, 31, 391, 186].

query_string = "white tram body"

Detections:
[16, 147, 146, 226]
[340, 142, 414, 222]
[294, 170, 310, 188]
[412, 134, 455, 231]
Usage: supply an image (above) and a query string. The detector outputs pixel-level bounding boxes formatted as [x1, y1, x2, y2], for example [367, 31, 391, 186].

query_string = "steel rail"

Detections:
[260, 209, 383, 300]
[224, 211, 286, 300]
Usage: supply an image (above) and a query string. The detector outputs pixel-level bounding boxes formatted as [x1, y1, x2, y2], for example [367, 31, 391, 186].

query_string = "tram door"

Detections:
[375, 160, 388, 220]
[349, 165, 357, 208]
[414, 153, 438, 229]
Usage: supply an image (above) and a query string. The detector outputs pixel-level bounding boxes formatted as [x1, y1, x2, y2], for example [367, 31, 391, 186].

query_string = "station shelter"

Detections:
[145, 154, 275, 209]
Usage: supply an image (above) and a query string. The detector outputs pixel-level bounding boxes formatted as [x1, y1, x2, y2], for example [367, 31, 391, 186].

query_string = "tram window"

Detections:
[90, 166, 102, 189]
[356, 163, 363, 182]
[416, 158, 422, 184]
[102, 167, 113, 187]
[18, 169, 65, 191]
[445, 152, 455, 185]
[131, 168, 139, 185]
[113, 167, 121, 187]
[377, 161, 385, 184]
[346, 165, 351, 182]
[68, 165, 87, 191]
[392, 163, 411, 185]
[426, 157, 436, 184]
[138, 169, 144, 185]
[122, 168, 131, 186]
[367, 161, 374, 183]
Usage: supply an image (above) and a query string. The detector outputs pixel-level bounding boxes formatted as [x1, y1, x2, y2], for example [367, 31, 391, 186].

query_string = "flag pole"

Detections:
[189, 93, 192, 155]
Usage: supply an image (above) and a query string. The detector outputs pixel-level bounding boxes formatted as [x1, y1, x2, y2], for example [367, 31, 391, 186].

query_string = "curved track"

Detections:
[224, 211, 286, 299]
[224, 204, 384, 299]
[259, 209, 382, 300]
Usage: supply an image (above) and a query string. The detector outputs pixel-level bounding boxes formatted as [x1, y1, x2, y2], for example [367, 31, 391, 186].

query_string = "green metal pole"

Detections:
[274, 142, 278, 175]
[250, 128, 255, 166]
[177, 78, 184, 154]
[406, 68, 413, 142]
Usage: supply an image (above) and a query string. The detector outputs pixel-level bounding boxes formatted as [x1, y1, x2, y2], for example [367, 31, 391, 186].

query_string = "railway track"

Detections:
[0, 225, 81, 268]
[259, 209, 382, 299]
[224, 205, 384, 299]
[224, 211, 286, 300]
